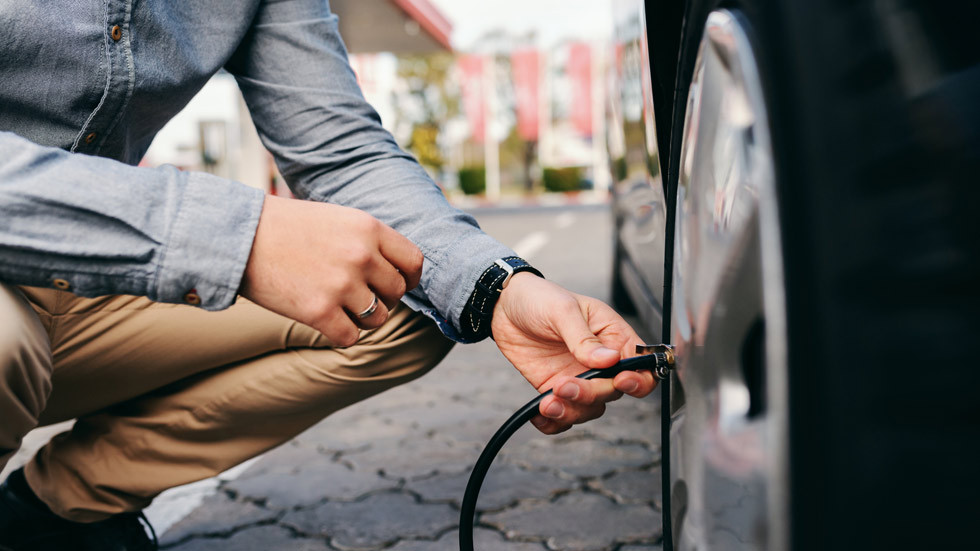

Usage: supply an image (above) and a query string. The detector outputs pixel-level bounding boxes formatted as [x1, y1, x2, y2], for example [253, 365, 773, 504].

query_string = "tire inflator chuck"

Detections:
[459, 344, 675, 551]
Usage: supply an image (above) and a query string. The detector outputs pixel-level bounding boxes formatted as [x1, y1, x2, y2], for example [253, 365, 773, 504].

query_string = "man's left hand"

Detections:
[491, 273, 657, 434]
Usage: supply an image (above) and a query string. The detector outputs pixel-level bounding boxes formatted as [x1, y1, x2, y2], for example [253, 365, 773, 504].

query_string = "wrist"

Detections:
[458, 256, 543, 341]
[492, 271, 540, 320]
[496, 271, 539, 305]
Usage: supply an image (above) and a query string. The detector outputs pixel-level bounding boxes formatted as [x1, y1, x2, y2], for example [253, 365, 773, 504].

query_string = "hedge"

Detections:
[458, 166, 486, 195]
[542, 167, 584, 192]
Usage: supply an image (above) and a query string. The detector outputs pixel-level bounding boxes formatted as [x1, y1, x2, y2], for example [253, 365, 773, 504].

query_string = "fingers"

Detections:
[377, 223, 424, 290]
[309, 306, 362, 348]
[528, 370, 658, 435]
[532, 396, 607, 435]
[367, 256, 409, 310]
[612, 369, 657, 399]
[530, 415, 573, 435]
[346, 287, 389, 329]
[552, 298, 622, 369]
[527, 376, 618, 434]
[353, 251, 414, 329]
[240, 198, 421, 347]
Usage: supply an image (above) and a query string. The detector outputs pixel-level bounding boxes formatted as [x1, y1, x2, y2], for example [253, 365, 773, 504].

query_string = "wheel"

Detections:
[662, 2, 980, 551]
[666, 10, 785, 551]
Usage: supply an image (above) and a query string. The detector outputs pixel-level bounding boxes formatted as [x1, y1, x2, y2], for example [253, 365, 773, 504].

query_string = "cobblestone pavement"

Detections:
[155, 206, 665, 550]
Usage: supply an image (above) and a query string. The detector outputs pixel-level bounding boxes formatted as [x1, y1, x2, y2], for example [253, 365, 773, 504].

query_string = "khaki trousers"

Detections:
[0, 283, 452, 522]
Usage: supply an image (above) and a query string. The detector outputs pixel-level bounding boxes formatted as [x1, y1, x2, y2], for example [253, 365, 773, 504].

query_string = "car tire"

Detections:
[662, 1, 980, 550]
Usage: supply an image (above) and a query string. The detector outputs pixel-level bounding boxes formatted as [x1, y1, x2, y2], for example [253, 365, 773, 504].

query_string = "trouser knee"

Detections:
[0, 284, 53, 470]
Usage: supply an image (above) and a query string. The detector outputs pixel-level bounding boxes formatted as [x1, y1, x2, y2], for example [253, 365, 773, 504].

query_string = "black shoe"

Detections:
[0, 468, 157, 551]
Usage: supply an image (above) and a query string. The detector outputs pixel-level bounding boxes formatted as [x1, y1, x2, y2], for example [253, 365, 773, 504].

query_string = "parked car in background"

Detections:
[606, 1, 980, 550]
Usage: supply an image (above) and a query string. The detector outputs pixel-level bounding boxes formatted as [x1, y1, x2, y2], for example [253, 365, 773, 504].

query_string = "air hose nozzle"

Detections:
[635, 343, 675, 380]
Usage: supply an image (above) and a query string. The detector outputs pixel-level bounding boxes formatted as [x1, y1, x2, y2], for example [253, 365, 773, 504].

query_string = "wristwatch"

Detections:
[460, 256, 543, 341]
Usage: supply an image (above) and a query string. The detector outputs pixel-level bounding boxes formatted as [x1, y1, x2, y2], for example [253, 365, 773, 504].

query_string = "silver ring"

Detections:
[356, 295, 379, 319]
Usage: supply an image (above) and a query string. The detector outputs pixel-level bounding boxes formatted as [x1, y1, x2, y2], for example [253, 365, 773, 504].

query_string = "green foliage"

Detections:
[458, 166, 486, 195]
[612, 156, 628, 182]
[646, 151, 660, 178]
[409, 124, 443, 170]
[499, 124, 538, 193]
[542, 167, 584, 192]
[395, 53, 460, 172]
[396, 53, 460, 122]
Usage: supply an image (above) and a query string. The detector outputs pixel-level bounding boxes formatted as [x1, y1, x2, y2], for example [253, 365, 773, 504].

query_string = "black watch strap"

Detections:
[460, 256, 543, 341]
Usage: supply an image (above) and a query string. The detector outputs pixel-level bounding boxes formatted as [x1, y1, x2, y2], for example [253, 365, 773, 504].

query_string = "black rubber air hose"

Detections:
[459, 354, 663, 551]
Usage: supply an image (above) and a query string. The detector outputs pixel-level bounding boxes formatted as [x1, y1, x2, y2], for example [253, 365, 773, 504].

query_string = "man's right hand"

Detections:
[239, 195, 423, 346]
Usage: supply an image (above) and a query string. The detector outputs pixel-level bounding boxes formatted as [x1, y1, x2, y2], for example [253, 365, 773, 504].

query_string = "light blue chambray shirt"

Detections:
[0, 0, 516, 341]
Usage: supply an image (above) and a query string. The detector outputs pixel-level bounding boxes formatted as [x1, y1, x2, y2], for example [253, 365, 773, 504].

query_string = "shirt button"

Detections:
[84, 132, 97, 144]
[111, 25, 122, 41]
[52, 278, 71, 291]
[183, 290, 202, 306]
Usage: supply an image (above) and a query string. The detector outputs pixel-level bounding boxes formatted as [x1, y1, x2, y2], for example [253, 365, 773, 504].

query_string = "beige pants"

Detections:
[0, 283, 452, 522]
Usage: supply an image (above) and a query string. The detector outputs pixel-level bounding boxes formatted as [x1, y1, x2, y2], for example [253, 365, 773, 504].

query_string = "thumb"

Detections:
[555, 300, 621, 368]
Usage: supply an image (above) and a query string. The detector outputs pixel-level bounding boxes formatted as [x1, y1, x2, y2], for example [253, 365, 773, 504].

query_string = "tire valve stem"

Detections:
[635, 344, 676, 380]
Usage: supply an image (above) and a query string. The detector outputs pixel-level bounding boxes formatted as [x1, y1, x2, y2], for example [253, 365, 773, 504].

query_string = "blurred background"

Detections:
[140, 0, 641, 206]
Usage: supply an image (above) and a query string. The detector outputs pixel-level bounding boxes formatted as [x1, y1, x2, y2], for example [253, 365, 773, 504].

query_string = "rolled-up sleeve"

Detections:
[224, 0, 514, 339]
[0, 131, 265, 310]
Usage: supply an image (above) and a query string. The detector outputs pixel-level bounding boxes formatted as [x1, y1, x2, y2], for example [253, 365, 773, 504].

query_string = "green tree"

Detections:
[394, 53, 460, 172]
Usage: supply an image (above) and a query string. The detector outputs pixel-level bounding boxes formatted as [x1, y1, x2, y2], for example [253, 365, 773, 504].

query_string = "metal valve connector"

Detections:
[635, 344, 675, 381]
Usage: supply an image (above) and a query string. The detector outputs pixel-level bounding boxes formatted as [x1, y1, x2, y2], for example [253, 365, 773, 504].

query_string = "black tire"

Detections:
[662, 1, 980, 550]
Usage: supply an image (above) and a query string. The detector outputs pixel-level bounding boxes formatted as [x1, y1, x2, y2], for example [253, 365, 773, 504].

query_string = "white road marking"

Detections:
[555, 212, 576, 229]
[512, 231, 549, 261]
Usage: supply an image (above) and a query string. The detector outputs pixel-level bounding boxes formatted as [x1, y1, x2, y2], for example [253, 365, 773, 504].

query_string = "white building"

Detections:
[141, 0, 452, 195]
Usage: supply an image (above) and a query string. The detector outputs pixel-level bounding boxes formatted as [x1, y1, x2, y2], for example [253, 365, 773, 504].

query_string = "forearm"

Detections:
[0, 131, 264, 309]
[225, 0, 514, 333]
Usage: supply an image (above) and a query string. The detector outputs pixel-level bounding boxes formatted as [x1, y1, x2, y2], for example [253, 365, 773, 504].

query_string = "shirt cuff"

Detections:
[418, 231, 515, 342]
[152, 171, 265, 310]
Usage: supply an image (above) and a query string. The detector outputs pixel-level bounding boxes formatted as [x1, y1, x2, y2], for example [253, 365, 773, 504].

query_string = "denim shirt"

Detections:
[0, 0, 514, 341]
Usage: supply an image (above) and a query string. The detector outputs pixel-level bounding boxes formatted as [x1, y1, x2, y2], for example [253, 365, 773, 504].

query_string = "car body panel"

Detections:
[609, 0, 668, 339]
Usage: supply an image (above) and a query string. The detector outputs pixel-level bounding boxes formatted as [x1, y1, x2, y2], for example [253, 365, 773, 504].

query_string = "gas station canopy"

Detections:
[330, 0, 452, 53]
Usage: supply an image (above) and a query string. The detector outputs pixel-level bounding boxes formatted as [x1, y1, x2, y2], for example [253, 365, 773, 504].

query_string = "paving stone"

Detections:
[406, 465, 577, 510]
[234, 441, 329, 479]
[589, 468, 662, 506]
[281, 491, 458, 550]
[361, 376, 460, 411]
[436, 402, 657, 453]
[166, 525, 327, 551]
[389, 528, 547, 551]
[433, 343, 534, 396]
[395, 366, 497, 400]
[227, 460, 397, 509]
[374, 400, 507, 432]
[340, 435, 481, 480]
[160, 493, 278, 546]
[619, 546, 664, 551]
[295, 414, 415, 452]
[482, 493, 661, 551]
[500, 437, 654, 478]
[580, 404, 661, 447]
